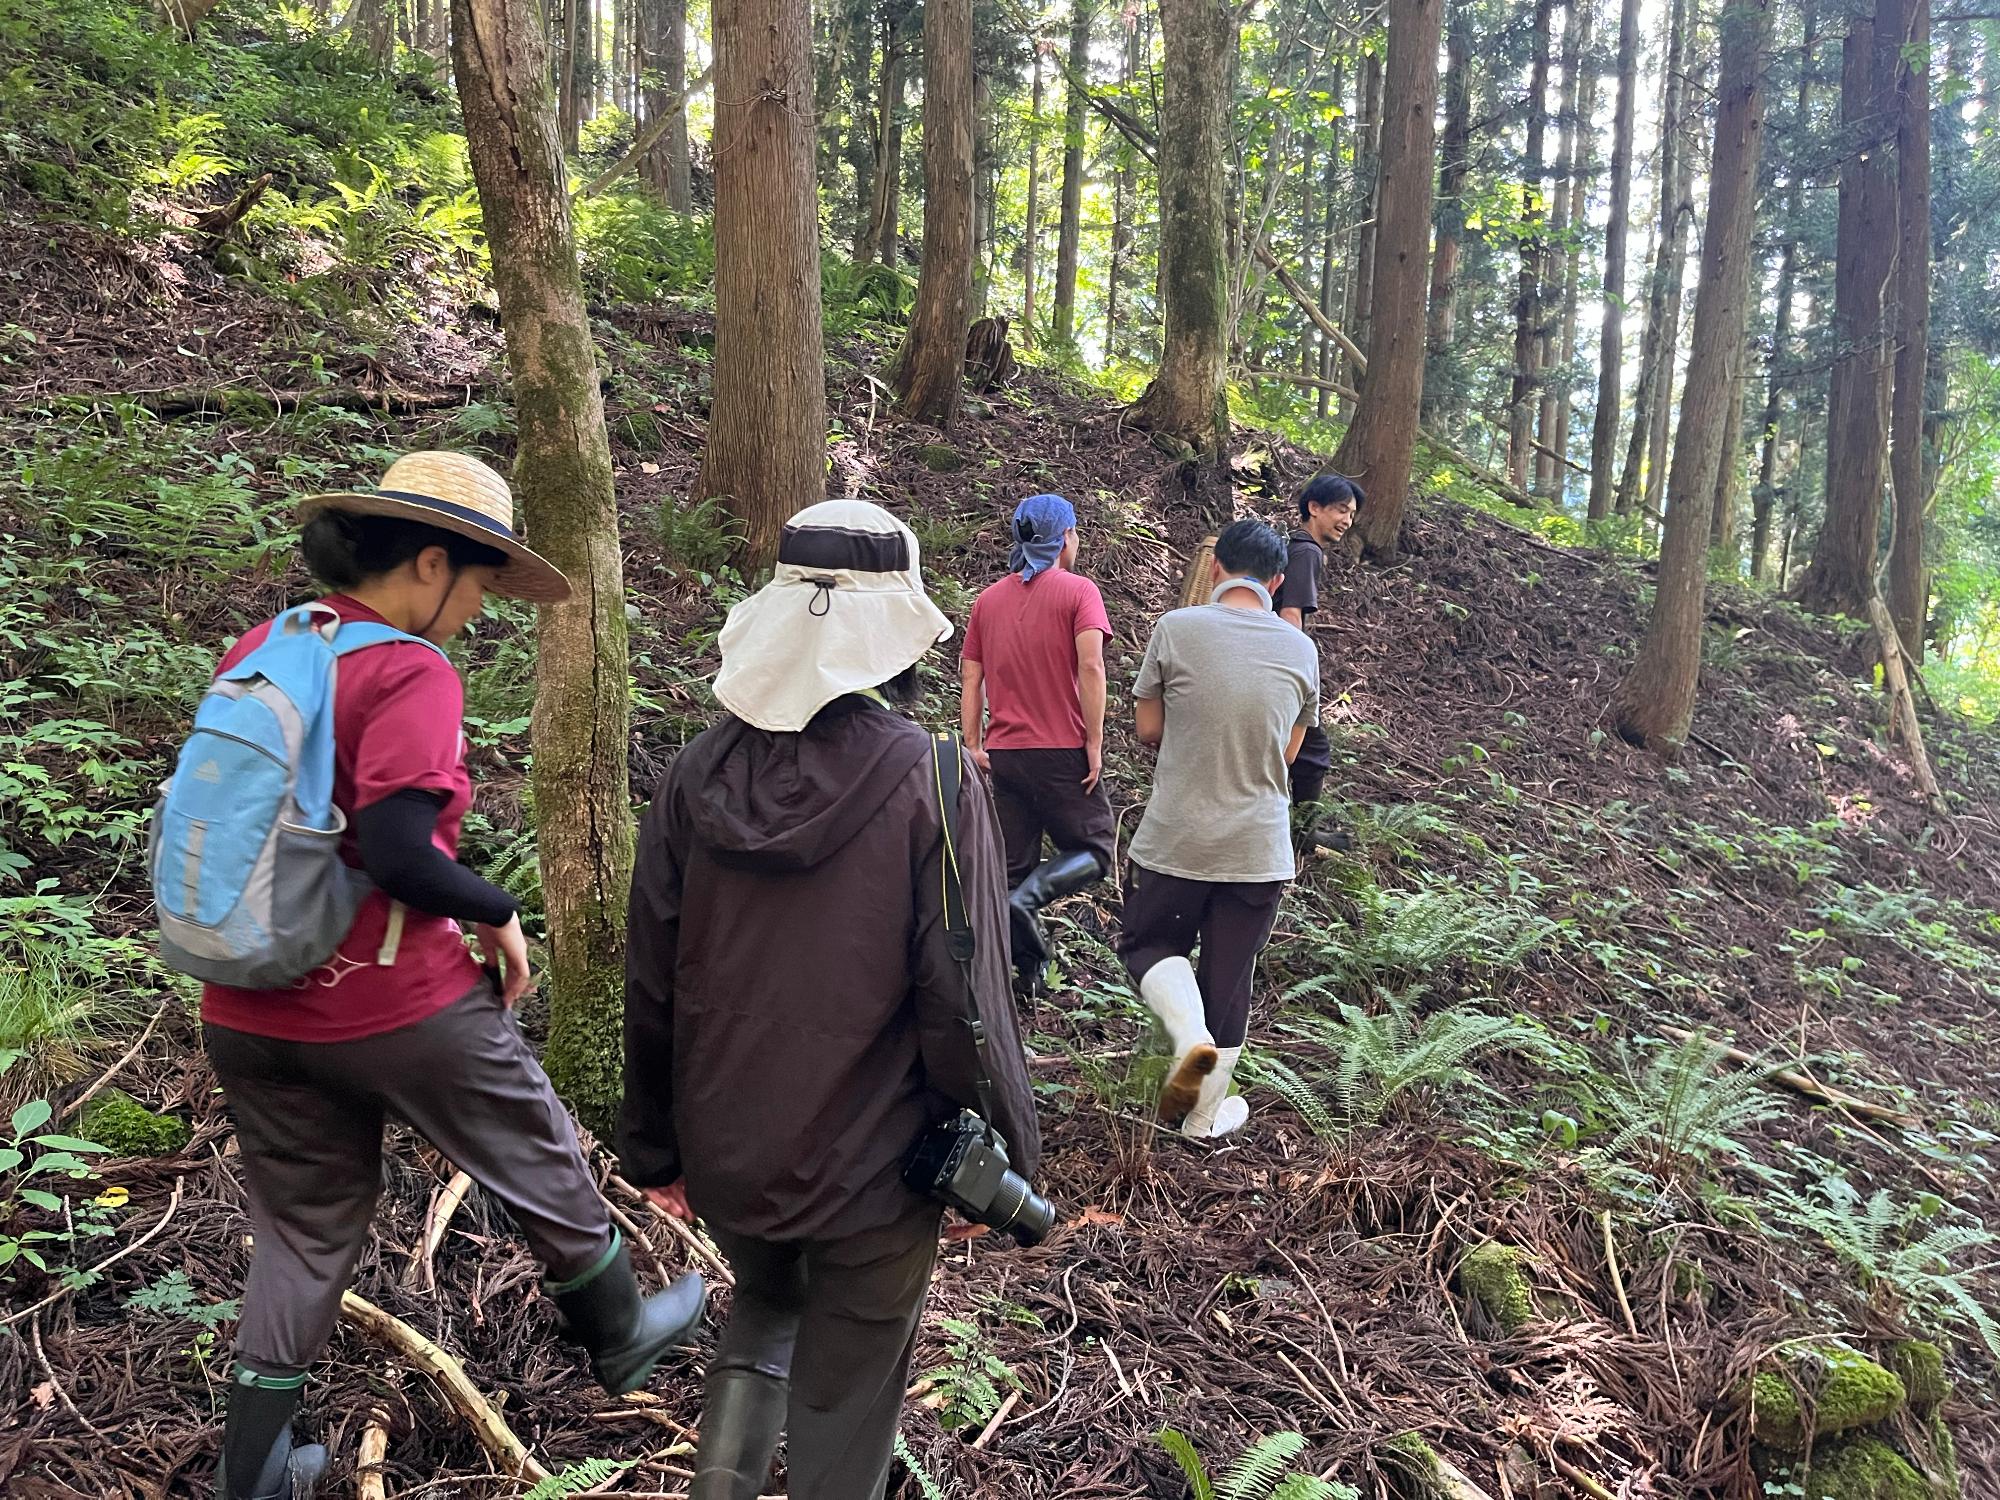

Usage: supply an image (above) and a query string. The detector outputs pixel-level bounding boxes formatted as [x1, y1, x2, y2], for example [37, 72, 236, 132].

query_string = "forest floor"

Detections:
[3, 46, 2000, 1500]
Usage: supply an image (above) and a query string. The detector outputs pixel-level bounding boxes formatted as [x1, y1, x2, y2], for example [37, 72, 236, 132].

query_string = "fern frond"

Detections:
[895, 1433, 952, 1500]
[523, 1458, 632, 1500]
[1156, 1428, 1216, 1500]
[1269, 1477, 1355, 1500]
[1218, 1430, 1307, 1500]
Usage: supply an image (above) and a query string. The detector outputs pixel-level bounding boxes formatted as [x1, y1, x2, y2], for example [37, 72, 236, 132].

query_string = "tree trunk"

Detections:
[697, 0, 828, 563]
[586, 0, 601, 120]
[974, 66, 997, 319]
[1024, 43, 1044, 337]
[559, 0, 581, 150]
[1611, 0, 1773, 755]
[1130, 0, 1237, 464]
[1316, 57, 1344, 419]
[1538, 0, 1592, 498]
[857, 19, 908, 266]
[1886, 0, 1931, 658]
[349, 0, 397, 64]
[1550, 3, 1597, 501]
[1709, 324, 1749, 552]
[1751, 6, 1812, 580]
[1506, 0, 1553, 490]
[1344, 50, 1385, 397]
[1334, 0, 1443, 562]
[889, 0, 974, 426]
[1423, 5, 1472, 428]
[1796, 0, 1905, 615]
[639, 0, 692, 209]
[1615, 0, 1690, 516]
[450, 0, 633, 1132]
[1052, 0, 1093, 345]
[1587, 0, 1643, 519]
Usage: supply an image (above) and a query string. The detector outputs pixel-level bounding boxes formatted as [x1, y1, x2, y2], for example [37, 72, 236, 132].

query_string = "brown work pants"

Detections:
[1116, 863, 1286, 1048]
[986, 747, 1117, 885]
[205, 982, 615, 1375]
[706, 1202, 942, 1500]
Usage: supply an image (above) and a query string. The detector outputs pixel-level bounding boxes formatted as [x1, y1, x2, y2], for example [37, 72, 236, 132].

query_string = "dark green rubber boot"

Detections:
[549, 1233, 707, 1396]
[216, 1365, 327, 1500]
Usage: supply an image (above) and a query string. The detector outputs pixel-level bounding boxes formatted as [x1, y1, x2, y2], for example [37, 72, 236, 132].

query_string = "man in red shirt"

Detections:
[961, 494, 1115, 992]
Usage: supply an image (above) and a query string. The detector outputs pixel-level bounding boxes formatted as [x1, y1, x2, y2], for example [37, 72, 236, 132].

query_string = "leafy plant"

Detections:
[895, 1432, 952, 1500]
[923, 1316, 1022, 1432]
[1154, 1428, 1354, 1500]
[1304, 880, 1560, 993]
[0, 1051, 114, 1283]
[658, 494, 747, 579]
[125, 1268, 241, 1328]
[1594, 1031, 1786, 1180]
[522, 1457, 635, 1500]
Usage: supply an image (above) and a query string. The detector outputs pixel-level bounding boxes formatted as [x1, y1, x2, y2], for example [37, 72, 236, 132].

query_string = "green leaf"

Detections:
[17, 1188, 61, 1211]
[29, 1135, 110, 1153]
[0, 1147, 24, 1173]
[11, 1099, 51, 1137]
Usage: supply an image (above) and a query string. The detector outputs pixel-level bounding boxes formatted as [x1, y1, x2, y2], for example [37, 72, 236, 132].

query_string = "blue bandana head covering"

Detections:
[1009, 494, 1076, 582]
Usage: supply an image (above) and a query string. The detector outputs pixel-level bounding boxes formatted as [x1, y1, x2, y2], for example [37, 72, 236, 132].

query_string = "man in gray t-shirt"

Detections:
[1118, 519, 1319, 1140]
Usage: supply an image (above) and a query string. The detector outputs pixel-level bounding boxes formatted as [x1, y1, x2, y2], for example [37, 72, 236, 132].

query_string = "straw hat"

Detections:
[298, 452, 572, 604]
[714, 499, 953, 733]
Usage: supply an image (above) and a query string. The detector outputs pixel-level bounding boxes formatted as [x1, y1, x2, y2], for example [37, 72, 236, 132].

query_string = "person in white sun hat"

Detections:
[621, 498, 1044, 1500]
[189, 453, 705, 1500]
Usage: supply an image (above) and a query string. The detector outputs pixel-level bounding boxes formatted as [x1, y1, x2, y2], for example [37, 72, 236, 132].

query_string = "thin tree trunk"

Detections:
[450, 0, 633, 1131]
[974, 67, 997, 319]
[1424, 5, 1473, 428]
[1507, 0, 1554, 490]
[349, 0, 397, 65]
[858, 20, 909, 266]
[1131, 0, 1238, 483]
[1550, 4, 1597, 501]
[1106, 17, 1139, 358]
[559, 0, 581, 150]
[1317, 57, 1344, 419]
[1611, 0, 1773, 755]
[1345, 50, 1385, 399]
[1751, 9, 1813, 579]
[1887, 0, 1931, 657]
[1709, 324, 1750, 552]
[1024, 43, 1044, 336]
[587, 0, 602, 119]
[639, 0, 692, 208]
[1053, 0, 1093, 345]
[697, 0, 828, 563]
[1797, 0, 1906, 614]
[889, 0, 975, 425]
[1588, 0, 1643, 519]
[1335, 0, 1444, 562]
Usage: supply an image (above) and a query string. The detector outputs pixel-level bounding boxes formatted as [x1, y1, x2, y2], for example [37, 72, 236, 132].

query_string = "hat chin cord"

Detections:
[415, 563, 462, 640]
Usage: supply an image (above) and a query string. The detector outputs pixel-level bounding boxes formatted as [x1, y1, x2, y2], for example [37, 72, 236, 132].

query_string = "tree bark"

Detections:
[1334, 0, 1443, 562]
[1024, 42, 1044, 336]
[973, 66, 997, 318]
[1423, 5, 1473, 428]
[1796, 0, 1907, 615]
[1539, 0, 1593, 499]
[1344, 49, 1385, 397]
[697, 0, 828, 564]
[348, 0, 397, 64]
[1316, 57, 1344, 418]
[1587, 0, 1643, 519]
[889, 0, 975, 425]
[1887, 0, 1931, 657]
[857, 14, 910, 266]
[1751, 6, 1813, 580]
[559, 0, 582, 150]
[1611, 0, 1772, 756]
[639, 0, 692, 209]
[1130, 0, 1237, 464]
[1506, 0, 1554, 490]
[1052, 0, 1093, 345]
[1709, 324, 1750, 552]
[450, 0, 633, 1132]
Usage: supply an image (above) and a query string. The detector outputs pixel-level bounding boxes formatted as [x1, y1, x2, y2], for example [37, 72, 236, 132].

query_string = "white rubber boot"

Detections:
[1183, 1047, 1249, 1139]
[1139, 957, 1216, 1125]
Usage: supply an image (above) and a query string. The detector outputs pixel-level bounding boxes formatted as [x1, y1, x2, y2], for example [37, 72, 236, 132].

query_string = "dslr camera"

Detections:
[905, 1109, 1055, 1247]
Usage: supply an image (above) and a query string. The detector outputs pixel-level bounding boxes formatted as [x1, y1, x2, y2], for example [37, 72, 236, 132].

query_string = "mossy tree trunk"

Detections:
[1886, 0, 1931, 658]
[1333, 0, 1442, 563]
[1131, 0, 1236, 479]
[889, 0, 974, 426]
[1051, 0, 1092, 347]
[697, 0, 828, 565]
[451, 0, 634, 1134]
[1611, 0, 1773, 755]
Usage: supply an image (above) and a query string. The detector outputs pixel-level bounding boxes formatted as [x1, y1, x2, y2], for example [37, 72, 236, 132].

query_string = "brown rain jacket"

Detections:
[618, 696, 1042, 1241]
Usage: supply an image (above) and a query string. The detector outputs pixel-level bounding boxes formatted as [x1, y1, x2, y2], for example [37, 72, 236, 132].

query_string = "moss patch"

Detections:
[1805, 1436, 1930, 1500]
[1379, 1433, 1444, 1500]
[918, 443, 966, 472]
[1750, 1347, 1907, 1452]
[1885, 1341, 1950, 1415]
[78, 1089, 189, 1158]
[1456, 1242, 1535, 1334]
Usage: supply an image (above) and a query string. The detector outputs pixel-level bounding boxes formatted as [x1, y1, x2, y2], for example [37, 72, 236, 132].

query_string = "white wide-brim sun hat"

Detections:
[715, 498, 953, 733]
[297, 451, 573, 604]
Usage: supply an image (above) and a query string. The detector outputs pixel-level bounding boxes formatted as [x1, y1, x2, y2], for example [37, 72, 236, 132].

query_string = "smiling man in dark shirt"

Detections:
[1274, 474, 1362, 816]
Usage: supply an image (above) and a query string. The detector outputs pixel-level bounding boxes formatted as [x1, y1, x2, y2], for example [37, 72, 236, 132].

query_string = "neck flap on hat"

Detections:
[1009, 493, 1076, 582]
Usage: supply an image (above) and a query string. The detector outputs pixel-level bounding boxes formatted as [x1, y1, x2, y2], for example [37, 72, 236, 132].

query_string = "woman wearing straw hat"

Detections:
[200, 453, 704, 1500]
[620, 499, 1042, 1500]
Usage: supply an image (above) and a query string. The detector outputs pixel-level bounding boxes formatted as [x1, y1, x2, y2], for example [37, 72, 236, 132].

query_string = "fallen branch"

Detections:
[32, 386, 482, 422]
[1658, 1025, 1918, 1129]
[1549, 1451, 1620, 1500]
[1866, 592, 1950, 819]
[58, 999, 170, 1127]
[971, 1389, 1020, 1449]
[30, 1312, 109, 1440]
[405, 1169, 474, 1290]
[338, 1290, 549, 1483]
[356, 1410, 391, 1500]
[1601, 1211, 1640, 1340]
[1, 1177, 185, 1329]
[574, 64, 717, 199]
[608, 1173, 736, 1288]
[192, 172, 273, 249]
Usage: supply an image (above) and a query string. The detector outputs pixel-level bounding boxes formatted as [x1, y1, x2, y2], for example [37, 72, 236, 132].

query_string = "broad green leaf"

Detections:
[30, 1135, 110, 1153]
[10, 1099, 51, 1137]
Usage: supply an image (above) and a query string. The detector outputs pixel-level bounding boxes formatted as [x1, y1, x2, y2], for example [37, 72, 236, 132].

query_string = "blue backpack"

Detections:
[150, 604, 447, 990]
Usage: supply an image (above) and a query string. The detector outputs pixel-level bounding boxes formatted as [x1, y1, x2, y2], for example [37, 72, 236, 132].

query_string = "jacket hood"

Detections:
[680, 701, 933, 873]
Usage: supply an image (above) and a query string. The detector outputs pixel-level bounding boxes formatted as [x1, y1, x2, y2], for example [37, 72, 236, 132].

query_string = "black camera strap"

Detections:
[928, 730, 1003, 1140]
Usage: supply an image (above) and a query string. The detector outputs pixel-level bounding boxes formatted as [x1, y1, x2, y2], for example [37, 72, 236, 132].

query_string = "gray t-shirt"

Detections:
[1129, 601, 1320, 882]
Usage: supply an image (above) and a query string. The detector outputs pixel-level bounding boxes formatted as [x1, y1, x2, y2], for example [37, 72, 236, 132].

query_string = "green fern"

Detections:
[523, 1457, 632, 1500]
[1157, 1427, 1217, 1500]
[1218, 1432, 1308, 1500]
[894, 1432, 952, 1500]
[1596, 1031, 1785, 1178]
[1155, 1429, 1354, 1500]
[1308, 883, 1560, 992]
[1236, 1053, 1342, 1140]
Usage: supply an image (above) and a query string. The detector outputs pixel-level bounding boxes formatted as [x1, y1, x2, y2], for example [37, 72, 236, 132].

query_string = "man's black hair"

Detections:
[1214, 517, 1288, 581]
[1298, 473, 1366, 521]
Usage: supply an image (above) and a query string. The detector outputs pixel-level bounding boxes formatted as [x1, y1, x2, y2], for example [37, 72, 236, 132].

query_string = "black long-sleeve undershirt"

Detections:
[353, 789, 518, 928]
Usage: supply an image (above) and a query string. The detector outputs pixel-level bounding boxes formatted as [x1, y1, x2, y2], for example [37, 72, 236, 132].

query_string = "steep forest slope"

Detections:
[1, 9, 1998, 1500]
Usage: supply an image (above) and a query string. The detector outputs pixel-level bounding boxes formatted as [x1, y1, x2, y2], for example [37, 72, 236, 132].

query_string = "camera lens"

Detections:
[989, 1173, 1057, 1248]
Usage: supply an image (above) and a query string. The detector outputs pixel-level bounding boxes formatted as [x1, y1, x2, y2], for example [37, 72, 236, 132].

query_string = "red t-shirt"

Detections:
[200, 596, 484, 1043]
[960, 568, 1115, 751]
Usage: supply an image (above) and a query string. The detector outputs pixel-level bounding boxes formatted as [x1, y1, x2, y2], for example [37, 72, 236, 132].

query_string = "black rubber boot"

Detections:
[690, 1368, 791, 1500]
[1007, 850, 1104, 982]
[216, 1366, 327, 1500]
[549, 1235, 707, 1396]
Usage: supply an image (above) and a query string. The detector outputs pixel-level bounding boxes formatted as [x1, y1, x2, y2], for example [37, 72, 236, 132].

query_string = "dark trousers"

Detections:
[987, 747, 1116, 885]
[205, 983, 615, 1374]
[1116, 863, 1285, 1047]
[707, 1204, 942, 1500]
[1289, 724, 1332, 808]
